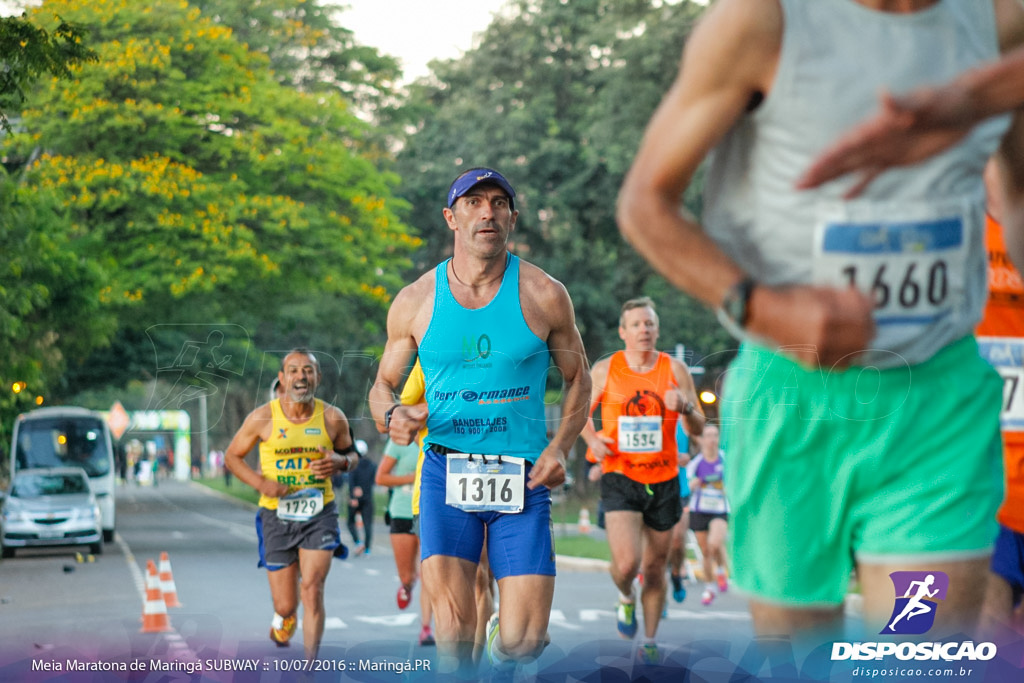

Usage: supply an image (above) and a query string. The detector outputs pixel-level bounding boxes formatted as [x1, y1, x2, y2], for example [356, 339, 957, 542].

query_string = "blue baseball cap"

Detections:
[447, 168, 516, 210]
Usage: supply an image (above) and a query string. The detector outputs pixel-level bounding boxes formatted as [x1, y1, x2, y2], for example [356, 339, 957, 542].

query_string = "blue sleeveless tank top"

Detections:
[419, 254, 551, 461]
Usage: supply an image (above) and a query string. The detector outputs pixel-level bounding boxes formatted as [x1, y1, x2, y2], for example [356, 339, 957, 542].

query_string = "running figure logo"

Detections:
[623, 390, 666, 417]
[881, 571, 949, 635]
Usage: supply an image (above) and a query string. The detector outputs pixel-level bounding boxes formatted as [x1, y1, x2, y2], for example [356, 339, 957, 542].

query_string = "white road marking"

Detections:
[580, 609, 615, 622]
[355, 614, 419, 627]
[578, 607, 750, 622]
[665, 609, 750, 621]
[548, 609, 584, 631]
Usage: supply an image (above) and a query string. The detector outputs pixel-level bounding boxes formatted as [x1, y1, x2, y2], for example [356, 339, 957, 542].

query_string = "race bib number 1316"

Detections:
[445, 454, 525, 513]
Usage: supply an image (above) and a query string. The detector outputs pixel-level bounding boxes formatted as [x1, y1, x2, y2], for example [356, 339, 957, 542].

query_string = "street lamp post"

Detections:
[198, 392, 208, 479]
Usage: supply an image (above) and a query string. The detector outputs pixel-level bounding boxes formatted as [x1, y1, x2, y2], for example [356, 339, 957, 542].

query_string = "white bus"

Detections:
[10, 407, 117, 542]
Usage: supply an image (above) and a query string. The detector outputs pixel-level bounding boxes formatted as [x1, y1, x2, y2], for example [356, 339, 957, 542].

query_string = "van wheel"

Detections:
[1, 546, 14, 559]
[90, 542, 103, 555]
[103, 529, 114, 543]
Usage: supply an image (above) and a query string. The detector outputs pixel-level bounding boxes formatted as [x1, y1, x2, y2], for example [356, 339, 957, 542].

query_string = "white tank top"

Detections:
[703, 0, 1010, 367]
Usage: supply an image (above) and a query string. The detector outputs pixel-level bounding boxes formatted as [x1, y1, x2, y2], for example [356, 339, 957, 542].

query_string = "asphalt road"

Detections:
[11, 479, 1014, 682]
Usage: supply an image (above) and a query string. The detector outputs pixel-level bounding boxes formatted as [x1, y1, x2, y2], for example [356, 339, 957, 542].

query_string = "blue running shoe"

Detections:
[638, 642, 659, 665]
[671, 574, 686, 603]
[616, 596, 638, 639]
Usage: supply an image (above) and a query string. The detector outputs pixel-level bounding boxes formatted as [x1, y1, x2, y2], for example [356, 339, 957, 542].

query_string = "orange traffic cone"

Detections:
[578, 508, 592, 534]
[158, 551, 182, 608]
[141, 559, 172, 633]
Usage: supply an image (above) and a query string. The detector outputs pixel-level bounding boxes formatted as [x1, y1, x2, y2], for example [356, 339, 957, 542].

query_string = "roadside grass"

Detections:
[553, 534, 611, 562]
[197, 476, 261, 506]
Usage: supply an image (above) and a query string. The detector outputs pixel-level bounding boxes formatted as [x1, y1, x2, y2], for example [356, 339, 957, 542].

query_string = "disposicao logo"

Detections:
[830, 570, 998, 664]
[881, 570, 948, 635]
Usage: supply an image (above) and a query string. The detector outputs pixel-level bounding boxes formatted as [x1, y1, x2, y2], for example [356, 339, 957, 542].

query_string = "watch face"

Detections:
[724, 291, 744, 325]
[725, 297, 742, 323]
[723, 279, 753, 327]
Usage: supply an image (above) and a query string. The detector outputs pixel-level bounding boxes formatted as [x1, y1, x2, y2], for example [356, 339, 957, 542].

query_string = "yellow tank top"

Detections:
[403, 361, 427, 516]
[258, 399, 335, 510]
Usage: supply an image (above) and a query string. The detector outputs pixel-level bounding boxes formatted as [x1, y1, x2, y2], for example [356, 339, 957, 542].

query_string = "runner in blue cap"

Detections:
[370, 166, 590, 677]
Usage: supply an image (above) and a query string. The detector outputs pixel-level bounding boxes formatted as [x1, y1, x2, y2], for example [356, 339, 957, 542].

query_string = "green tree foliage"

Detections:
[0, 176, 116, 450]
[0, 12, 97, 132]
[1, 10, 99, 455]
[2, 0, 419, 404]
[395, 0, 733, 377]
[189, 0, 410, 153]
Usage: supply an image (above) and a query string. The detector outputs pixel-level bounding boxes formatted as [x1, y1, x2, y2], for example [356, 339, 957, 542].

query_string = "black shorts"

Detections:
[390, 516, 415, 535]
[689, 511, 728, 533]
[600, 472, 681, 532]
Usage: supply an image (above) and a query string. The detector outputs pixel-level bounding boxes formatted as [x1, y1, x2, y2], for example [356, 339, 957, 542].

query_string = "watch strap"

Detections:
[384, 404, 400, 430]
[717, 277, 756, 338]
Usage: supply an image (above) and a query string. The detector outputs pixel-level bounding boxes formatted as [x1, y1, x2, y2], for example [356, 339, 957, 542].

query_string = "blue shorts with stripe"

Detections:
[419, 448, 555, 580]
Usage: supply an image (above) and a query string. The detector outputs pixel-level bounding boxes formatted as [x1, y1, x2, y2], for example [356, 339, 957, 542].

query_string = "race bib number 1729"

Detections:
[277, 488, 324, 522]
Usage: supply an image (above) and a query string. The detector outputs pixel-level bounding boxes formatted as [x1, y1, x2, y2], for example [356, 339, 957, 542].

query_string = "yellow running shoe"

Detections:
[269, 613, 296, 647]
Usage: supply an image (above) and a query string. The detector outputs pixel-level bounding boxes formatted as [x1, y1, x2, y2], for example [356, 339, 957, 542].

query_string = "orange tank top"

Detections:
[976, 214, 1024, 532]
[594, 351, 680, 485]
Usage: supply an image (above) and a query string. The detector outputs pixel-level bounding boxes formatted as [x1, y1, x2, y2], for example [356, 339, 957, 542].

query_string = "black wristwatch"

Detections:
[384, 404, 400, 430]
[717, 277, 756, 337]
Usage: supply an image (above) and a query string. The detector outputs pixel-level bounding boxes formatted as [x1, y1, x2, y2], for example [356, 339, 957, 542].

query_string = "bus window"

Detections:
[15, 417, 112, 478]
[11, 407, 117, 542]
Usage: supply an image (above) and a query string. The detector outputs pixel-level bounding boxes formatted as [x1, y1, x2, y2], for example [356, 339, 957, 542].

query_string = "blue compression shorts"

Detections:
[991, 524, 1024, 607]
[418, 447, 555, 580]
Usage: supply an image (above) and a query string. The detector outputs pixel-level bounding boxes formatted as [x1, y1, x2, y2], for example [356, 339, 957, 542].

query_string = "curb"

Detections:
[555, 554, 610, 572]
[187, 479, 258, 510]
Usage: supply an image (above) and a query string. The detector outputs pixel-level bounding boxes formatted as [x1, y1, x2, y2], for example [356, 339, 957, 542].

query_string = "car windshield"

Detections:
[12, 473, 90, 497]
[14, 416, 111, 477]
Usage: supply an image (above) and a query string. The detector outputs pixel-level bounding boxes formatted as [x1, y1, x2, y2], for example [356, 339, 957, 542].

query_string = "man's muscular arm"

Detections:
[369, 281, 430, 443]
[309, 406, 356, 480]
[580, 359, 614, 462]
[527, 273, 591, 490]
[224, 405, 289, 498]
[669, 358, 705, 437]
